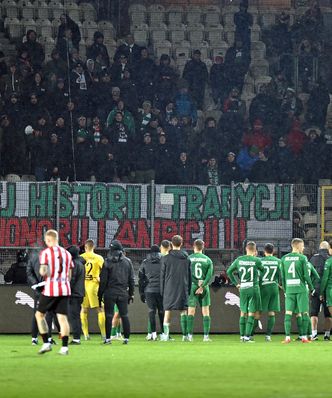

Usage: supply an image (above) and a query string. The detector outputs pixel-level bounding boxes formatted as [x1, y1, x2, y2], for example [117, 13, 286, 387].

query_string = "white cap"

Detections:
[25, 125, 33, 135]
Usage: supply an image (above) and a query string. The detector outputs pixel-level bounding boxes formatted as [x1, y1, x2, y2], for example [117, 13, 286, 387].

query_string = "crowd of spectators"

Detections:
[0, 2, 331, 186]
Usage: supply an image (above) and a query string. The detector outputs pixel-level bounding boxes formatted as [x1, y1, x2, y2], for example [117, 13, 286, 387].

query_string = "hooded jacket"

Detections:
[98, 249, 135, 300]
[310, 249, 330, 293]
[139, 252, 162, 294]
[67, 246, 85, 298]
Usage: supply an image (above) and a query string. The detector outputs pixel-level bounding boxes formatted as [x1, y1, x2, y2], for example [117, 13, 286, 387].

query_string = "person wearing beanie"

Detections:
[98, 240, 135, 345]
[86, 31, 110, 68]
[139, 245, 164, 341]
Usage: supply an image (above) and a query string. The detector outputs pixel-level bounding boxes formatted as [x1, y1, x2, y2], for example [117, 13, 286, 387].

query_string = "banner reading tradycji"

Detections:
[0, 182, 292, 248]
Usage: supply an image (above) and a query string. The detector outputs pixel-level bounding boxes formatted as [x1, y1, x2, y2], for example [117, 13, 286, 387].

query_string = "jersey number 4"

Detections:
[288, 262, 296, 278]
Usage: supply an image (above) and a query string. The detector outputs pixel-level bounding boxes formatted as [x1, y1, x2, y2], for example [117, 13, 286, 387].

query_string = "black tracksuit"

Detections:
[26, 249, 59, 339]
[139, 252, 164, 333]
[160, 250, 192, 311]
[4, 261, 28, 284]
[69, 256, 85, 340]
[310, 249, 331, 318]
[98, 250, 135, 340]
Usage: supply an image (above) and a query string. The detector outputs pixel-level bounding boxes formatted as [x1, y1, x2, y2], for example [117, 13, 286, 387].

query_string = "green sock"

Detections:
[251, 319, 259, 336]
[267, 315, 275, 336]
[239, 316, 246, 337]
[116, 324, 121, 334]
[111, 327, 116, 337]
[296, 316, 303, 336]
[307, 317, 312, 335]
[245, 316, 255, 337]
[203, 316, 211, 336]
[163, 323, 170, 337]
[147, 319, 152, 334]
[284, 314, 292, 336]
[187, 315, 194, 335]
[302, 314, 310, 337]
[180, 314, 188, 336]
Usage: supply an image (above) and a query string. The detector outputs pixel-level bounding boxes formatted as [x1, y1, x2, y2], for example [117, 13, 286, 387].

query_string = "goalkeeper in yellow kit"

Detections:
[80, 239, 106, 340]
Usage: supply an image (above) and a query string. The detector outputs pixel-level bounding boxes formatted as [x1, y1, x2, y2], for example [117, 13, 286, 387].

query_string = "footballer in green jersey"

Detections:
[320, 256, 332, 313]
[187, 239, 214, 342]
[227, 241, 264, 342]
[280, 238, 314, 344]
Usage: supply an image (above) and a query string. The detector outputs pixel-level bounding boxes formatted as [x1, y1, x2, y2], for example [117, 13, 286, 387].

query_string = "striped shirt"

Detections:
[40, 246, 74, 297]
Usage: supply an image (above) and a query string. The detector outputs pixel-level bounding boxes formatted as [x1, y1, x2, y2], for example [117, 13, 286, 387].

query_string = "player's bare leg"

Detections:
[324, 316, 332, 340]
[311, 315, 318, 339]
[111, 312, 121, 340]
[243, 311, 255, 342]
[57, 313, 70, 355]
[96, 306, 106, 339]
[162, 311, 171, 341]
[187, 307, 196, 341]
[202, 306, 211, 342]
[35, 311, 52, 354]
[266, 311, 275, 341]
[283, 310, 293, 343]
[80, 307, 90, 340]
[239, 311, 247, 341]
[180, 310, 188, 341]
[251, 311, 261, 340]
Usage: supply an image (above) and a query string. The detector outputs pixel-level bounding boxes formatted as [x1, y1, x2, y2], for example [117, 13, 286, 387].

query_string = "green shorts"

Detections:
[261, 283, 280, 312]
[188, 285, 211, 308]
[240, 287, 261, 313]
[286, 291, 309, 313]
[114, 304, 119, 313]
[325, 287, 332, 307]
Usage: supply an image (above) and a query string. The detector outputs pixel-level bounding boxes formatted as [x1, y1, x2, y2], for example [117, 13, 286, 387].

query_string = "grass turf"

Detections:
[1, 334, 331, 398]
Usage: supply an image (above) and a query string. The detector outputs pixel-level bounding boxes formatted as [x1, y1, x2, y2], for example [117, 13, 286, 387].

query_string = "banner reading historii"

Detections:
[0, 182, 293, 249]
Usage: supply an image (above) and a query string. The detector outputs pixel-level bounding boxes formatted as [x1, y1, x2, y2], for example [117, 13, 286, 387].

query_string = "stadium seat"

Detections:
[303, 212, 318, 227]
[251, 41, 266, 59]
[131, 26, 149, 46]
[2, 0, 19, 18]
[19, 0, 35, 19]
[35, 1, 49, 19]
[250, 59, 269, 78]
[21, 174, 36, 182]
[5, 174, 21, 182]
[5, 17, 22, 38]
[82, 20, 98, 40]
[148, 4, 165, 27]
[167, 5, 183, 26]
[186, 6, 202, 25]
[204, 5, 221, 26]
[211, 44, 229, 59]
[66, 2, 80, 23]
[80, 2, 97, 22]
[223, 12, 235, 26]
[295, 194, 310, 210]
[259, 12, 277, 29]
[169, 26, 186, 45]
[251, 24, 261, 41]
[305, 228, 317, 239]
[37, 18, 53, 38]
[174, 46, 191, 60]
[254, 75, 271, 93]
[150, 24, 168, 45]
[98, 20, 115, 38]
[48, 1, 64, 19]
[223, 25, 235, 44]
[187, 23, 204, 45]
[153, 40, 171, 58]
[22, 18, 37, 34]
[206, 26, 224, 47]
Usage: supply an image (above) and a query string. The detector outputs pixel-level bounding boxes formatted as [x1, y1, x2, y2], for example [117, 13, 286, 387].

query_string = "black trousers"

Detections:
[69, 296, 83, 340]
[104, 294, 130, 340]
[146, 292, 164, 333]
[32, 295, 60, 339]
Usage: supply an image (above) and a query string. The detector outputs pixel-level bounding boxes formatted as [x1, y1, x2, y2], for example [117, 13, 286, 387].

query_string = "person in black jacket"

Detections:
[57, 14, 81, 50]
[160, 235, 192, 341]
[4, 250, 28, 284]
[139, 245, 164, 341]
[220, 152, 242, 184]
[86, 31, 110, 69]
[98, 240, 135, 345]
[67, 246, 85, 345]
[310, 241, 332, 340]
[26, 246, 58, 346]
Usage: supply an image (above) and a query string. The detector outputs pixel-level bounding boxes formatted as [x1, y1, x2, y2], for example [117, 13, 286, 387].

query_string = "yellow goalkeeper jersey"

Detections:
[81, 252, 104, 283]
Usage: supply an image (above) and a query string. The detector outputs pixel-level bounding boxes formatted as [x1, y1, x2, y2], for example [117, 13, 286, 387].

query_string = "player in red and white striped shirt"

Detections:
[35, 229, 74, 355]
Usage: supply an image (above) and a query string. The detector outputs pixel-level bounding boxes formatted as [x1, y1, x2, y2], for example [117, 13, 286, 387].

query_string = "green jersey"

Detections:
[188, 253, 213, 287]
[308, 262, 320, 289]
[260, 256, 281, 286]
[320, 257, 332, 294]
[280, 252, 313, 294]
[227, 255, 264, 290]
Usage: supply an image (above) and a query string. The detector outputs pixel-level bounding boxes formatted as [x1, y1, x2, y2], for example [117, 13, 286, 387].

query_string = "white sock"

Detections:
[61, 346, 68, 351]
[312, 329, 317, 336]
[325, 330, 330, 337]
[72, 339, 80, 343]
[152, 332, 157, 339]
[286, 336, 290, 340]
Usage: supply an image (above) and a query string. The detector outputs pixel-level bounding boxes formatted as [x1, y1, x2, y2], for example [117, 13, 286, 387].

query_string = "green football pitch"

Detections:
[1, 334, 331, 398]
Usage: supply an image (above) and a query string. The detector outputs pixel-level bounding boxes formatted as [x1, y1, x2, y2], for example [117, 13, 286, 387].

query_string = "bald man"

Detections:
[310, 241, 332, 340]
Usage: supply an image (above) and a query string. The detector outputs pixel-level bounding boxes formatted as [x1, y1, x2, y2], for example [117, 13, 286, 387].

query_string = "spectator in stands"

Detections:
[280, 88, 303, 133]
[183, 50, 208, 110]
[272, 12, 292, 56]
[58, 14, 81, 49]
[4, 93, 23, 123]
[45, 49, 67, 79]
[70, 62, 91, 115]
[242, 119, 272, 152]
[86, 59, 101, 82]
[1, 62, 22, 98]
[199, 156, 220, 185]
[54, 116, 70, 147]
[176, 152, 193, 184]
[220, 152, 242, 184]
[106, 100, 135, 138]
[270, 136, 293, 183]
[302, 126, 326, 183]
[18, 30, 45, 70]
[90, 115, 103, 145]
[27, 126, 48, 181]
[51, 77, 69, 117]
[0, 51, 7, 79]
[115, 34, 141, 65]
[217, 101, 245, 153]
[268, 70, 288, 103]
[90, 69, 113, 122]
[154, 54, 177, 109]
[286, 119, 307, 157]
[135, 47, 156, 103]
[293, 211, 305, 238]
[134, 132, 156, 183]
[94, 135, 117, 182]
[223, 87, 246, 118]
[236, 145, 259, 179]
[86, 31, 110, 69]
[224, 39, 251, 93]
[300, 1, 323, 42]
[28, 72, 47, 102]
[17, 49, 33, 76]
[111, 54, 132, 86]
[47, 133, 65, 180]
[155, 132, 174, 184]
[298, 39, 319, 92]
[2, 114, 26, 175]
[234, 1, 253, 51]
[24, 93, 50, 127]
[210, 55, 227, 108]
[201, 117, 218, 154]
[110, 86, 121, 110]
[75, 115, 93, 181]
[57, 28, 76, 61]
[306, 80, 330, 129]
[137, 100, 153, 135]
[175, 85, 197, 126]
[120, 69, 139, 114]
[249, 150, 275, 183]
[249, 84, 280, 127]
